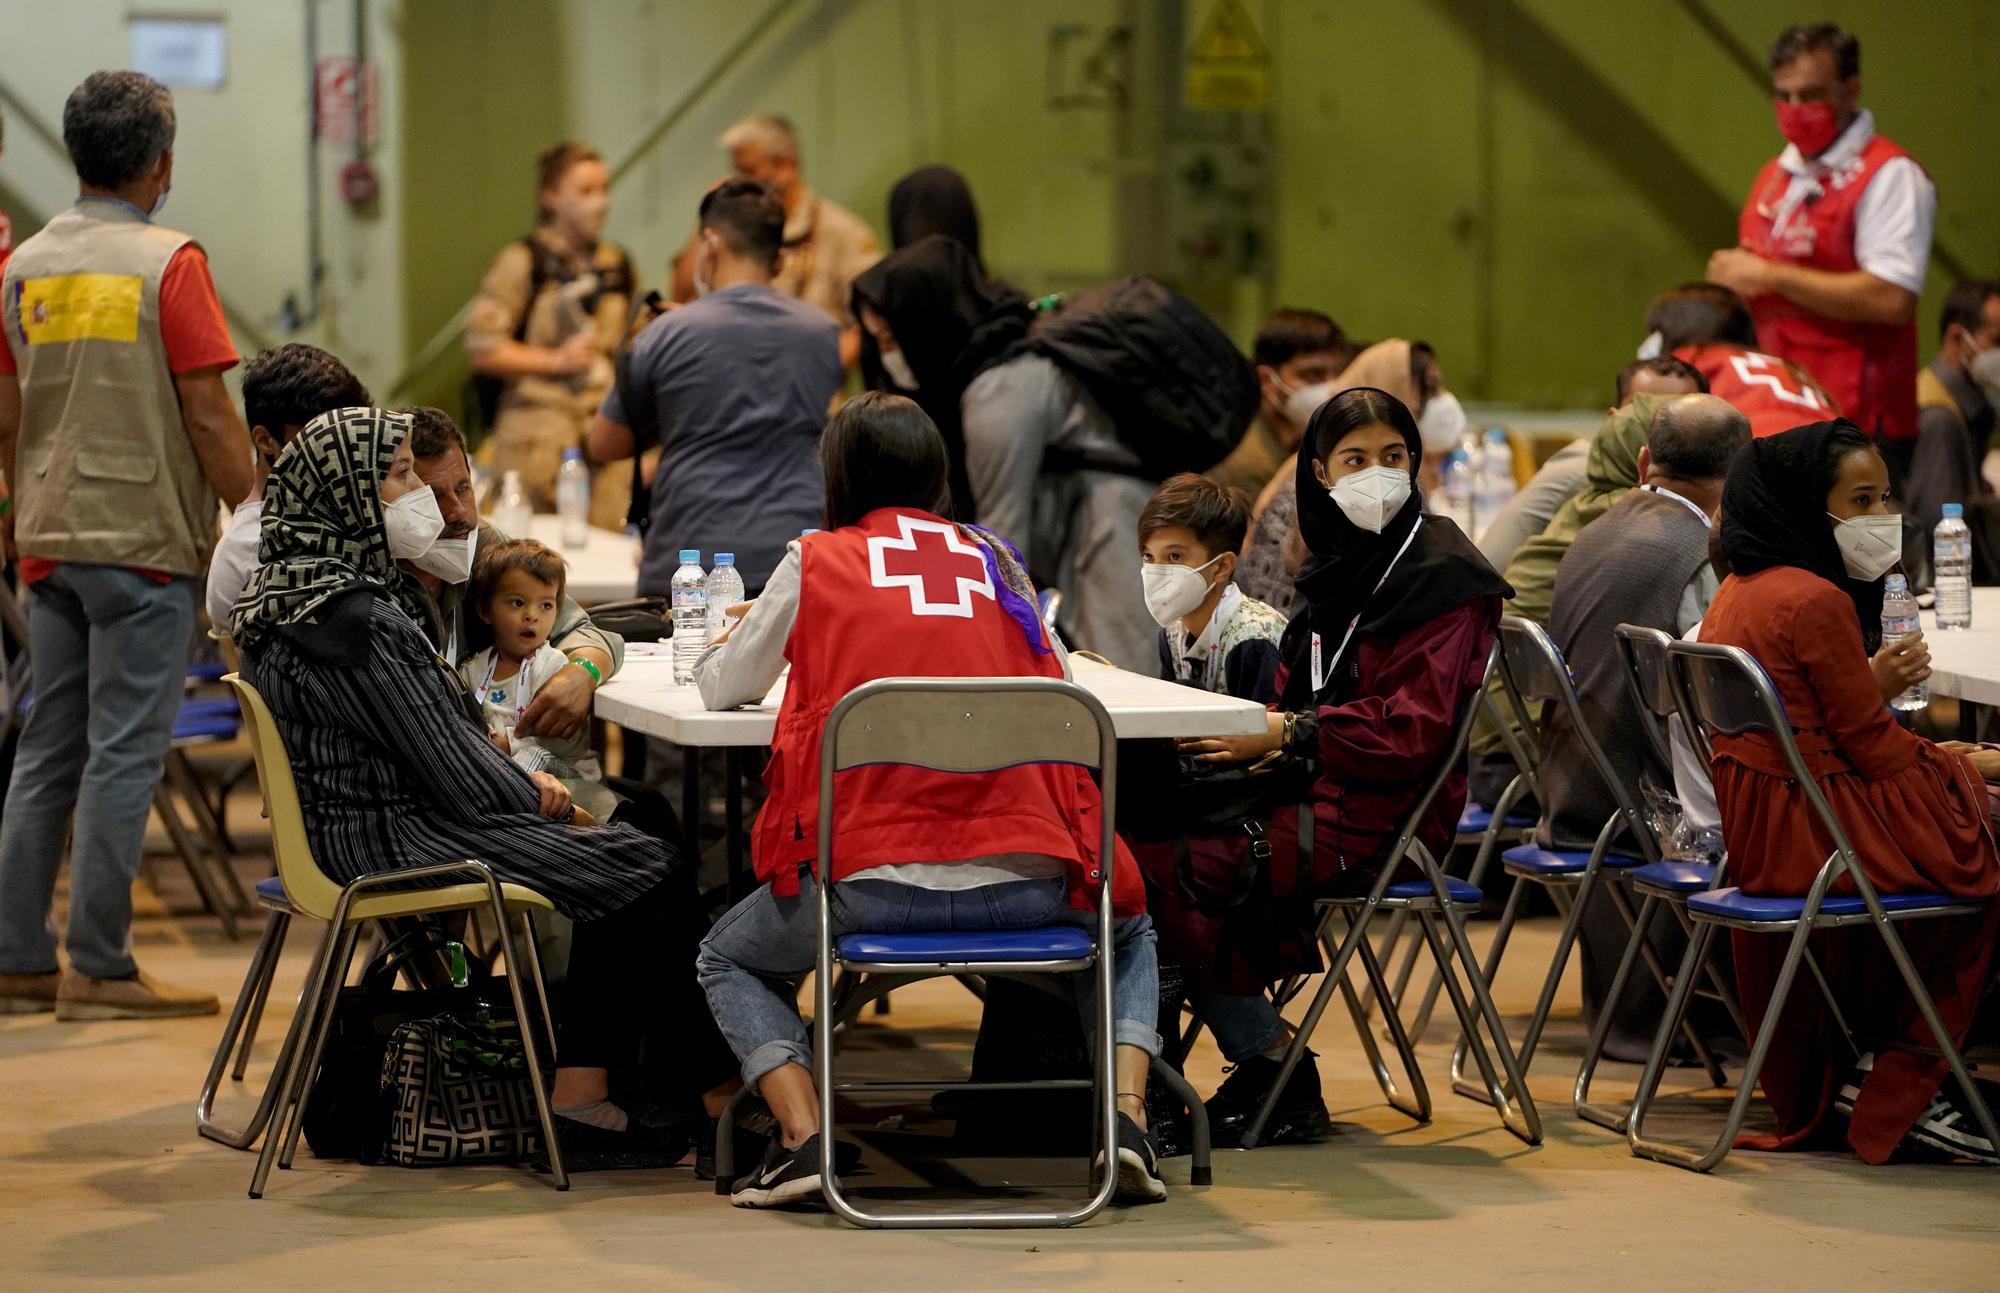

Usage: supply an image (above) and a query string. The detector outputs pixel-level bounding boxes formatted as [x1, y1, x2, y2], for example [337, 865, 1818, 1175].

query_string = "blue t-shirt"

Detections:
[603, 283, 842, 593]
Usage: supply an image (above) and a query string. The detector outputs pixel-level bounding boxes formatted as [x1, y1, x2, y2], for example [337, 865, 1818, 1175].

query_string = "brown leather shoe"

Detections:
[55, 969, 219, 1020]
[0, 970, 60, 1014]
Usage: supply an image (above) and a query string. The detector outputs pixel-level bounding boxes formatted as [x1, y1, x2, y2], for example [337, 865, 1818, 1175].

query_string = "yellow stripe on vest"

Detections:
[18, 273, 143, 345]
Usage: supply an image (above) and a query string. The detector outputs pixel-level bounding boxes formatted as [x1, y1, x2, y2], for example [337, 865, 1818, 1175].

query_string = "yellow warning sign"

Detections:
[1186, 0, 1269, 112]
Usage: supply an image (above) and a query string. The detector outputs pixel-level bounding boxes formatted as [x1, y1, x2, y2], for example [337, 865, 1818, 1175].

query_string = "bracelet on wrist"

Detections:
[568, 655, 603, 686]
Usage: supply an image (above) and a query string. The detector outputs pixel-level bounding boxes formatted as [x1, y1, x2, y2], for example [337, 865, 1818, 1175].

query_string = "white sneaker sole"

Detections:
[1107, 1146, 1167, 1204]
[731, 1173, 826, 1209]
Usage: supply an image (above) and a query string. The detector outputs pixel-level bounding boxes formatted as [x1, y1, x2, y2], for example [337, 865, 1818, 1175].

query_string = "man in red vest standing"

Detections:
[1708, 22, 1935, 478]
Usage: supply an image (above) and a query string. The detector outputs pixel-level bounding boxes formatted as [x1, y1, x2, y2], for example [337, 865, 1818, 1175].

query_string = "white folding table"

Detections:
[521, 515, 642, 606]
[1923, 586, 2000, 741]
[594, 654, 1268, 902]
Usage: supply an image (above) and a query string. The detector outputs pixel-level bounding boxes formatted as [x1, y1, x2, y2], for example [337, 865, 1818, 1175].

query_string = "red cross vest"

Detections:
[1673, 343, 1838, 438]
[1737, 133, 1923, 442]
[754, 507, 1143, 916]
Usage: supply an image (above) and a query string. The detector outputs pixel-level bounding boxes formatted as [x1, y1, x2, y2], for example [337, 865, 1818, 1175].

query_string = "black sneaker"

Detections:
[1833, 1051, 1875, 1119]
[1096, 1112, 1167, 1205]
[696, 1112, 866, 1185]
[1903, 1084, 2000, 1165]
[731, 1134, 829, 1209]
[532, 1112, 690, 1173]
[1205, 1052, 1333, 1148]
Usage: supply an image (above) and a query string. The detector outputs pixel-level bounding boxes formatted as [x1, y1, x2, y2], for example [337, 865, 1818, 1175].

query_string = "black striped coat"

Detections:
[245, 597, 676, 921]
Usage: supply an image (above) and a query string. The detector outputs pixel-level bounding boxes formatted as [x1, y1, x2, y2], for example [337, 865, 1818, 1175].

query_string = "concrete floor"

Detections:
[2, 809, 1996, 1291]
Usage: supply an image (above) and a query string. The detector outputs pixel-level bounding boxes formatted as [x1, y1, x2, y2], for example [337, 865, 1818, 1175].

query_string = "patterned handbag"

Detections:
[378, 1009, 542, 1167]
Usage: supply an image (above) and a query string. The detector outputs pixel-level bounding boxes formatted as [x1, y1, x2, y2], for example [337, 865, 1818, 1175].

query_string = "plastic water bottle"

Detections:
[1934, 503, 1973, 630]
[705, 553, 744, 640]
[670, 550, 708, 686]
[556, 448, 591, 547]
[491, 469, 532, 537]
[1881, 573, 1927, 712]
[1473, 426, 1515, 541]
[1441, 447, 1475, 536]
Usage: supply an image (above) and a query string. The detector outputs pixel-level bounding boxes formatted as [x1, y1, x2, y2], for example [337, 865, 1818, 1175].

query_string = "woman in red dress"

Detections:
[1701, 419, 2000, 1163]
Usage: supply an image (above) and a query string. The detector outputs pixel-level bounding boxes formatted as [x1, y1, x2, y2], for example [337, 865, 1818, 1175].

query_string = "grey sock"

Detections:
[555, 1099, 628, 1132]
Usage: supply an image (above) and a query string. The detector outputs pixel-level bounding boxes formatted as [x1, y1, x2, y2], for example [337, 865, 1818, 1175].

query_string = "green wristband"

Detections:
[568, 655, 603, 686]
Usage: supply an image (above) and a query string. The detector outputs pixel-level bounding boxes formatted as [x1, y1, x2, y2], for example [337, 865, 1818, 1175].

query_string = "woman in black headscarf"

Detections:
[850, 234, 1033, 517]
[1135, 387, 1511, 1146]
[234, 407, 737, 1171]
[887, 164, 982, 266]
[1697, 419, 2000, 1166]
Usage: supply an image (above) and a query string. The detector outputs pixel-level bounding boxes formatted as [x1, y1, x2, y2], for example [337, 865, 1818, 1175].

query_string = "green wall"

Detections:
[391, 0, 2000, 415]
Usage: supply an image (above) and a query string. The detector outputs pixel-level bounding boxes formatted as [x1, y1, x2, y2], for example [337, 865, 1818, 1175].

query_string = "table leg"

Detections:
[724, 747, 746, 906]
[681, 747, 701, 863]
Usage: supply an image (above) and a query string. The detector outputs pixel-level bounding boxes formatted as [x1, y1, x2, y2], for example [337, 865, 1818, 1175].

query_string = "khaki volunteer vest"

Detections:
[1, 200, 217, 576]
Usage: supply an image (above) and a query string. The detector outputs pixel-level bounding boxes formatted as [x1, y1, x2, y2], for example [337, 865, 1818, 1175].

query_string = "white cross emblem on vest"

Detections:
[866, 515, 997, 618]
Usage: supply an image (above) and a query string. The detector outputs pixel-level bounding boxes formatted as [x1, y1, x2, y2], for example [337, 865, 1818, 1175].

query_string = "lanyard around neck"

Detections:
[1311, 518, 1423, 696]
[480, 649, 541, 722]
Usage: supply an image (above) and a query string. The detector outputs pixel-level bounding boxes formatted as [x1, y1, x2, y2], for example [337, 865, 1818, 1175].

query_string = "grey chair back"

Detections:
[1612, 624, 1678, 768]
[1663, 641, 1862, 871]
[1496, 616, 1658, 864]
[818, 677, 1119, 911]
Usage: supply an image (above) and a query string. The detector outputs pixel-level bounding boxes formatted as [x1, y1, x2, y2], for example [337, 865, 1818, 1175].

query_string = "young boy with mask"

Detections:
[1139, 474, 1287, 703]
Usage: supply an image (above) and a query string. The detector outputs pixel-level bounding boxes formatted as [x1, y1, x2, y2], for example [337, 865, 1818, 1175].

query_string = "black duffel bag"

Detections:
[302, 925, 512, 1162]
[580, 596, 671, 644]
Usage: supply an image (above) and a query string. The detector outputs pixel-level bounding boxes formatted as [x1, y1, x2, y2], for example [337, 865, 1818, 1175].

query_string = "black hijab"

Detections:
[1281, 387, 1513, 707]
[851, 236, 1033, 517]
[1717, 418, 1886, 650]
[888, 165, 982, 267]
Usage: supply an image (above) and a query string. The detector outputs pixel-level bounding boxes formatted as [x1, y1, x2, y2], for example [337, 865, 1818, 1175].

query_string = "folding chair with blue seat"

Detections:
[1234, 667, 1543, 1149]
[1373, 649, 1541, 1031]
[1446, 616, 1661, 1106]
[715, 676, 1210, 1228]
[201, 676, 570, 1197]
[1626, 642, 2000, 1172]
[1571, 625, 1746, 1131]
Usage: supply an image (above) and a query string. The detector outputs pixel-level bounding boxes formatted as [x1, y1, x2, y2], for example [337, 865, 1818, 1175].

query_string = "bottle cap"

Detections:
[680, 549, 701, 563]
[801, 528, 820, 537]
[715, 553, 734, 565]
[1942, 502, 1964, 519]
[1486, 426, 1508, 440]
[562, 447, 583, 461]
[1885, 573, 1908, 592]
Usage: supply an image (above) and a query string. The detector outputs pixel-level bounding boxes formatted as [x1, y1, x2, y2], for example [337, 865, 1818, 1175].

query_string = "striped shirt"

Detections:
[244, 596, 675, 921]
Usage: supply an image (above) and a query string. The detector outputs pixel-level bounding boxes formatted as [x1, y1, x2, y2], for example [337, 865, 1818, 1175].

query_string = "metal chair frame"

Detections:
[1627, 642, 2000, 1172]
[202, 677, 568, 1198]
[1235, 666, 1543, 1149]
[1373, 653, 1541, 1035]
[1570, 626, 1746, 1131]
[716, 677, 1208, 1228]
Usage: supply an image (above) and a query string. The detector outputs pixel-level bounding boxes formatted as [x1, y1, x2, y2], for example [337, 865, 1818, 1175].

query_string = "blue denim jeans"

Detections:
[697, 870, 1161, 1092]
[0, 565, 197, 978]
[1188, 987, 1287, 1063]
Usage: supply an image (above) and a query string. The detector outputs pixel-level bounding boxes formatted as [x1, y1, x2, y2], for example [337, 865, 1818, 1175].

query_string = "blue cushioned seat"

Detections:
[1688, 886, 1980, 923]
[837, 926, 1096, 965]
[1457, 804, 1536, 836]
[1502, 843, 1645, 876]
[188, 661, 229, 683]
[1630, 860, 1716, 894]
[178, 696, 240, 720]
[255, 876, 290, 908]
[174, 711, 240, 742]
[1383, 876, 1483, 904]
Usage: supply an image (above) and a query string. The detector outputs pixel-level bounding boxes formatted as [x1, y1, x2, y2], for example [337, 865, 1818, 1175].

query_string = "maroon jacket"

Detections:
[1139, 595, 1500, 993]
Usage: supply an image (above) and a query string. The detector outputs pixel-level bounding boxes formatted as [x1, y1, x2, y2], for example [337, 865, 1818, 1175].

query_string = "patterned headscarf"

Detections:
[231, 406, 424, 648]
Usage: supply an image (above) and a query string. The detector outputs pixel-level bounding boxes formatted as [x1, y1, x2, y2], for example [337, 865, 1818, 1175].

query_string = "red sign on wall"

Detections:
[315, 58, 378, 145]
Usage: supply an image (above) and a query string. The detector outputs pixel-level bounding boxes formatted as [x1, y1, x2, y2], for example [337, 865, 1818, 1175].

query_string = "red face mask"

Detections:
[1776, 100, 1843, 158]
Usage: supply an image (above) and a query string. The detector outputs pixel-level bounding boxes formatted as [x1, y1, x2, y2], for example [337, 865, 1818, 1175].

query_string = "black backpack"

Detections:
[1022, 276, 1259, 479]
[463, 239, 635, 440]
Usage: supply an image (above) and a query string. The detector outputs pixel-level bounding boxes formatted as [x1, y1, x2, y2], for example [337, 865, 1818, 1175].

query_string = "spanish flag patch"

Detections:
[18, 273, 143, 345]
